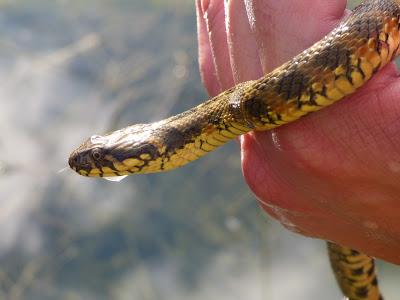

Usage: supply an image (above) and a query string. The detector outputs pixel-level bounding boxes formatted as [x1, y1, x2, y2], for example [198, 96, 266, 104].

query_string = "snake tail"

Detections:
[328, 242, 383, 300]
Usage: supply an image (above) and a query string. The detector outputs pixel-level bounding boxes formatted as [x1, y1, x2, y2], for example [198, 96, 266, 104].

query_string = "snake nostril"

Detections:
[68, 153, 81, 168]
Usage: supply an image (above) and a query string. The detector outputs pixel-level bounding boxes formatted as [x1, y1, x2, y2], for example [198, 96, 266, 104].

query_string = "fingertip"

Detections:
[196, 0, 221, 96]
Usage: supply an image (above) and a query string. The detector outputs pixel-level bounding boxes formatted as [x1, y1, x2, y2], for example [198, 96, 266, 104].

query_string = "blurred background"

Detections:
[0, 0, 398, 299]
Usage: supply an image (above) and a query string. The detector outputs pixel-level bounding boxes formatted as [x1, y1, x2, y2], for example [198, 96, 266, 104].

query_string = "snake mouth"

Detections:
[69, 149, 129, 179]
[72, 165, 124, 178]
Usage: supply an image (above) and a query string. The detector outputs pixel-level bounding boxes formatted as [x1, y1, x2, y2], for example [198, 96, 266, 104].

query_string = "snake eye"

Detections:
[91, 148, 103, 161]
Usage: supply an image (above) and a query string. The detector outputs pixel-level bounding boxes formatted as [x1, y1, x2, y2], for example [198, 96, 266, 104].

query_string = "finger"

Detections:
[258, 179, 400, 264]
[200, 0, 235, 90]
[257, 199, 313, 236]
[275, 209, 400, 264]
[245, 0, 347, 72]
[241, 64, 400, 263]
[241, 130, 318, 213]
[256, 65, 400, 189]
[196, 0, 221, 96]
[225, 0, 263, 83]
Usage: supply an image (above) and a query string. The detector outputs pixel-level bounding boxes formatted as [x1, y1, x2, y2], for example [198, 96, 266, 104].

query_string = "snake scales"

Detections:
[69, 0, 400, 298]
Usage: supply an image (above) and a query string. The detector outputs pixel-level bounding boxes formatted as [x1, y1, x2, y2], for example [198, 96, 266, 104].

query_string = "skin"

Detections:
[196, 0, 400, 264]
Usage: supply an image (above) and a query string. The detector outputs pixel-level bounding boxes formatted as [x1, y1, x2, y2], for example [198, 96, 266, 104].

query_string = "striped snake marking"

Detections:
[69, 0, 400, 299]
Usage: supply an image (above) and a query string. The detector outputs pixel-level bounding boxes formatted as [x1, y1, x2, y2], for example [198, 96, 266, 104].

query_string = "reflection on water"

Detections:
[0, 0, 397, 299]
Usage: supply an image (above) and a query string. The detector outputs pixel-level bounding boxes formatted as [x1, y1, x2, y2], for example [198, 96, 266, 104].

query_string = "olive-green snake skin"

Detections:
[69, 0, 400, 298]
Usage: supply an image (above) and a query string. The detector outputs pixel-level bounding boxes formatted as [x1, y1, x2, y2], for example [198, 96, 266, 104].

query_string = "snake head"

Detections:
[68, 123, 166, 178]
[68, 135, 110, 177]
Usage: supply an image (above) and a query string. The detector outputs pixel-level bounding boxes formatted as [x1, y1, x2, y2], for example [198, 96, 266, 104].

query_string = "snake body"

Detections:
[69, 0, 400, 299]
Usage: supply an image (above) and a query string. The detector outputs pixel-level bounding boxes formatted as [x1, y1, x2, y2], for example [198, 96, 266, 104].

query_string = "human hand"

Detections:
[196, 0, 400, 264]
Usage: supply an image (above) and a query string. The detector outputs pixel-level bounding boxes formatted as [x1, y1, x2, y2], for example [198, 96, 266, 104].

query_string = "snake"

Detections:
[68, 0, 400, 298]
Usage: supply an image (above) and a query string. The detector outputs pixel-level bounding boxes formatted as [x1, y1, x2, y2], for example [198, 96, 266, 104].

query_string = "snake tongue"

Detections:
[102, 175, 128, 182]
